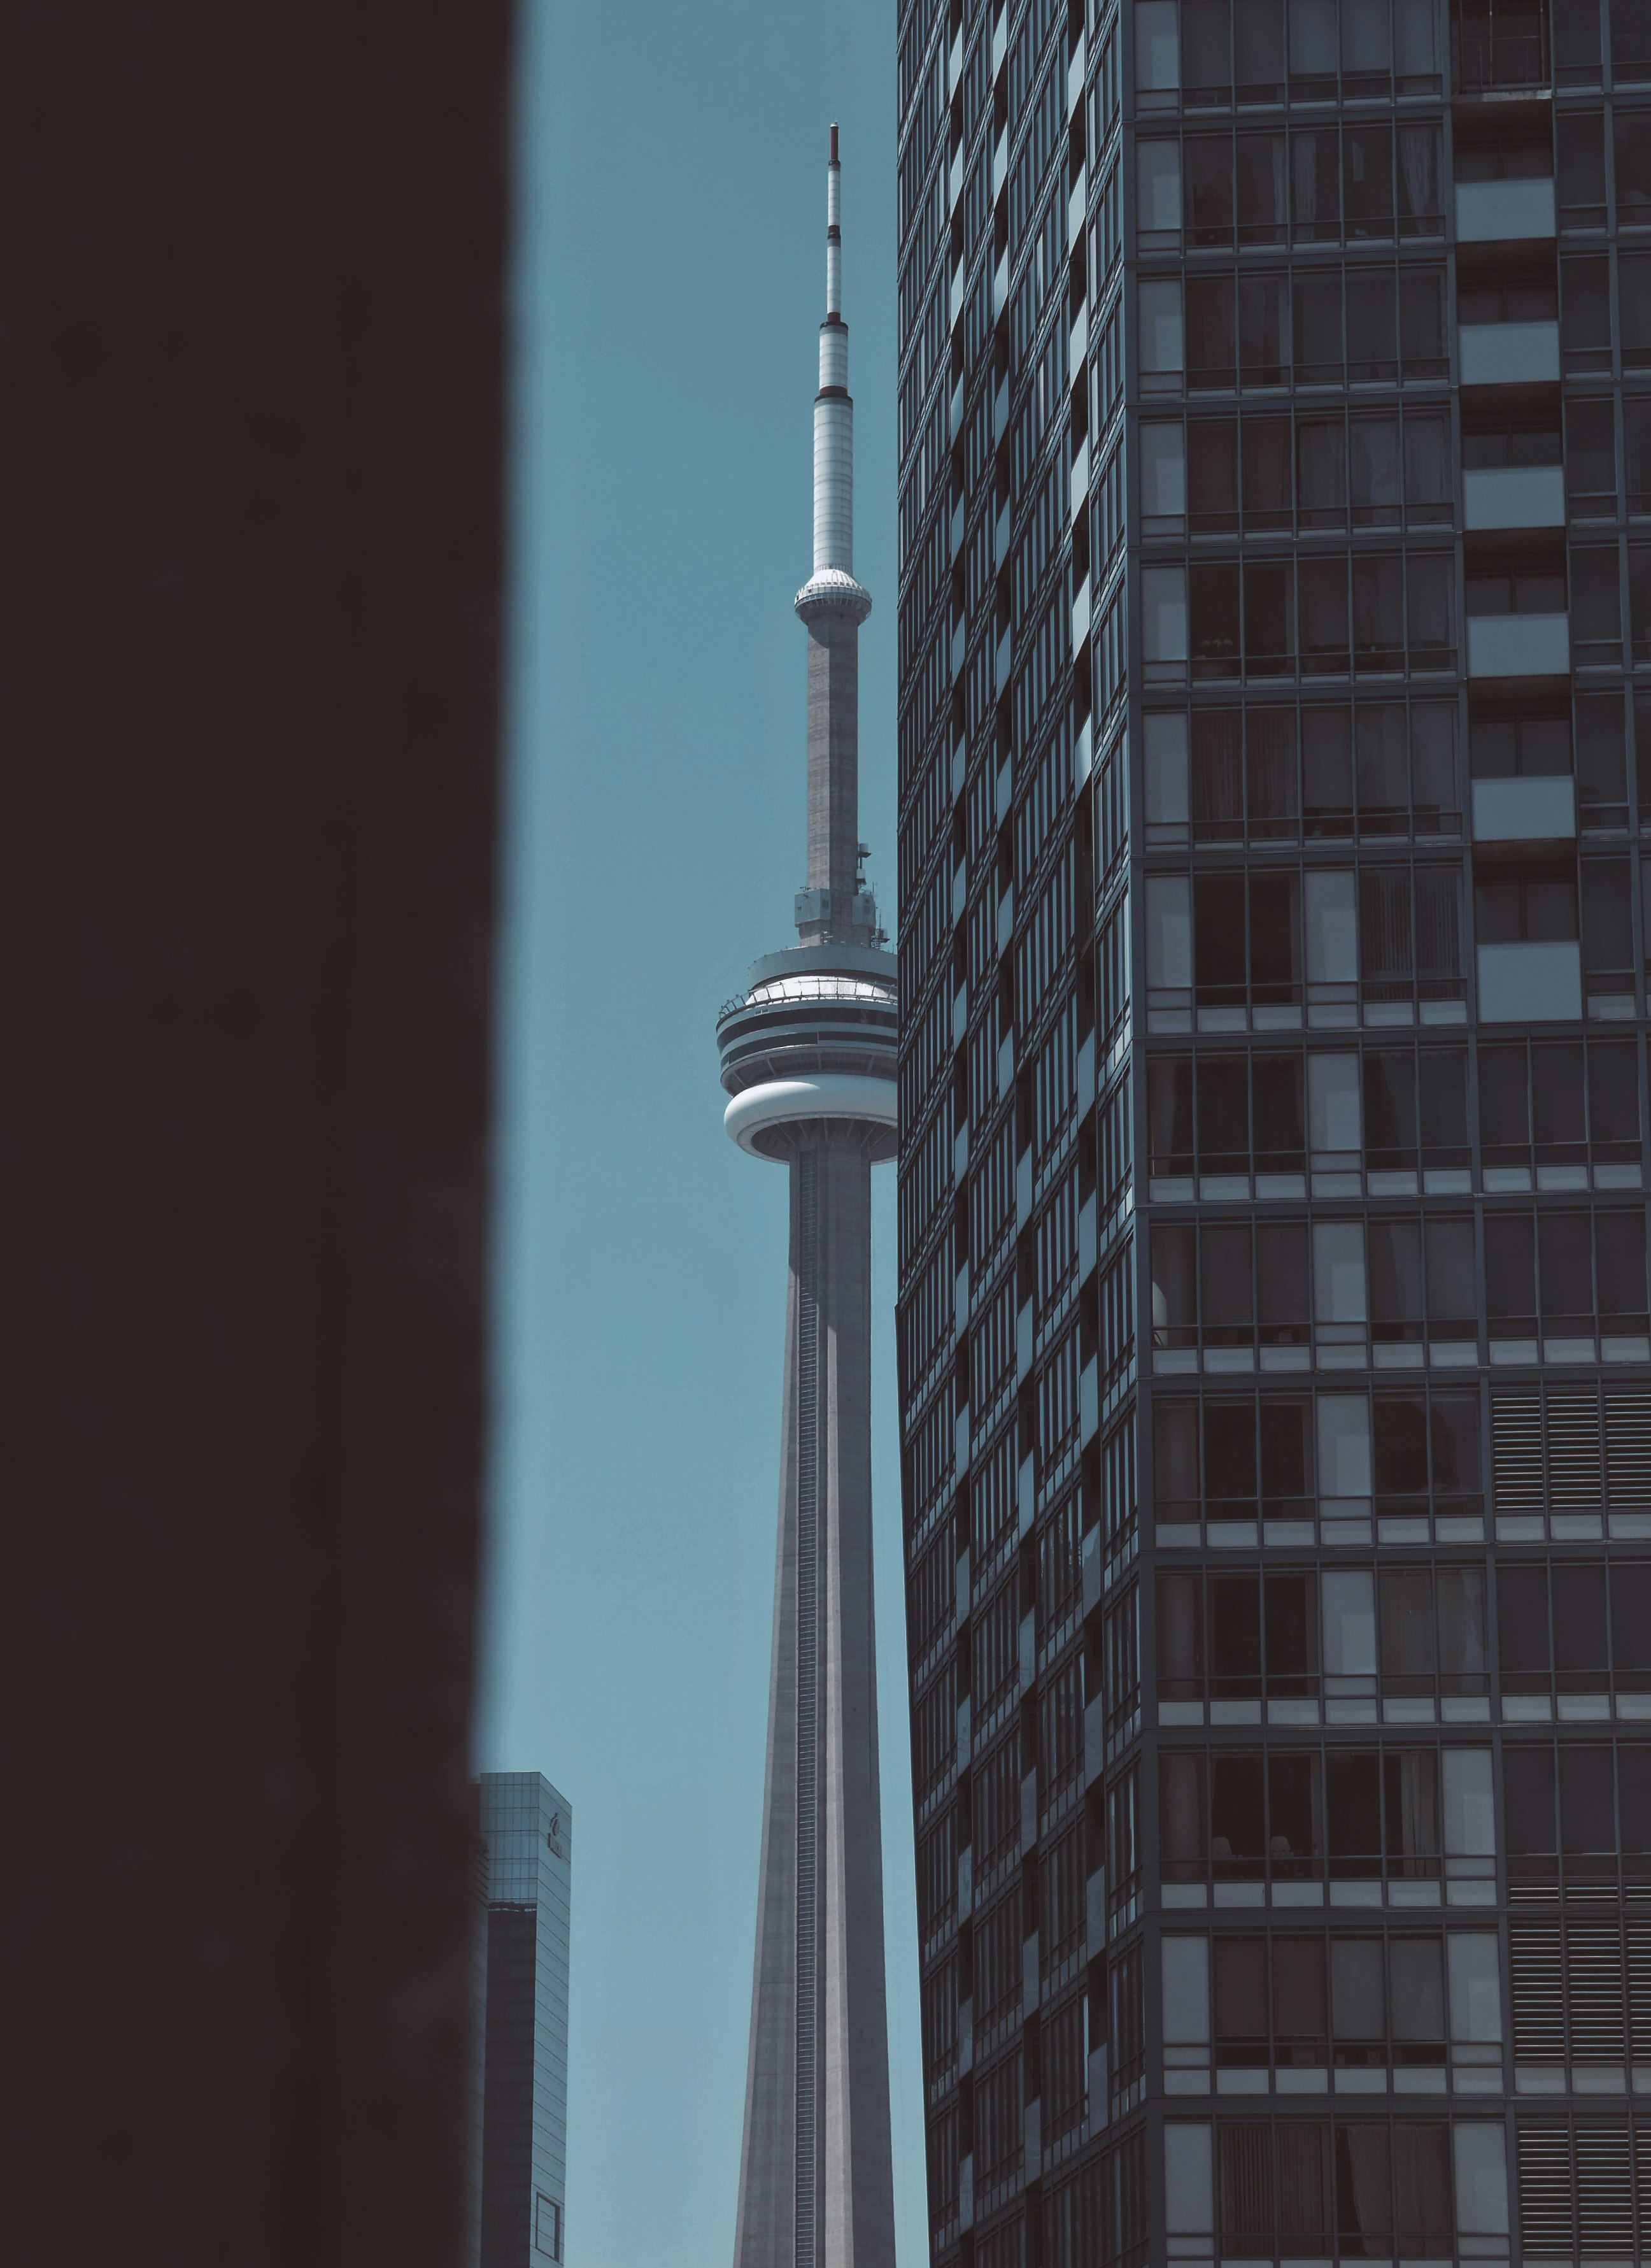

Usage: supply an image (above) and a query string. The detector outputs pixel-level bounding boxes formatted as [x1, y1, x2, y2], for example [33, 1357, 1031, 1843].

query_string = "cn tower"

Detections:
[715, 127, 898, 2268]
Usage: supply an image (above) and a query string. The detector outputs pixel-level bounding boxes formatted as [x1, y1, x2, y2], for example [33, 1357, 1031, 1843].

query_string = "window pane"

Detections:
[1206, 1401, 1258, 1497]
[1335, 2124, 1393, 2256]
[1214, 1937, 1269, 2060]
[1429, 1394, 1479, 1491]
[1247, 707, 1300, 835]
[1212, 1751, 1266, 1860]
[1577, 691, 1627, 823]
[1498, 1565, 1551, 1679]
[1327, 1750, 1382, 1866]
[1369, 1220, 1422, 1336]
[1185, 136, 1233, 243]
[1597, 1208, 1648, 1325]
[1379, 1567, 1432, 1675]
[1552, 1564, 1608, 1687]
[1389, 1939, 1445, 2043]
[1302, 720, 1354, 839]
[1355, 703, 1407, 820]
[1384, 1746, 1437, 1862]
[1242, 415, 1293, 524]
[1273, 1935, 1328, 2055]
[1236, 131, 1287, 238]
[1252, 1052, 1305, 1166]
[1484, 1213, 1536, 1331]
[1331, 1938, 1385, 2053]
[1425, 1218, 1477, 1327]
[1346, 273, 1397, 382]
[1258, 1221, 1311, 1337]
[1294, 272, 1343, 380]
[1190, 417, 1239, 528]
[1241, 275, 1289, 383]
[1187, 276, 1238, 385]
[1238, 0, 1287, 91]
[1537, 1211, 1593, 1326]
[1364, 1048, 1415, 1162]
[1344, 126, 1394, 237]
[1192, 712, 1244, 840]
[1559, 1746, 1615, 1855]
[1392, 2124, 1452, 2253]
[1219, 2123, 1275, 2254]
[1261, 1398, 1310, 1498]
[1437, 1568, 1487, 1677]
[1373, 1395, 1427, 1491]
[1502, 1746, 1555, 1853]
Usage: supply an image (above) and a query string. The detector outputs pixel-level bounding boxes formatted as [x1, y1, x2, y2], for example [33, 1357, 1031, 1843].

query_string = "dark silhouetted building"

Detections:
[5, 10, 511, 2265]
[896, 1, 1651, 2264]
[475, 1773, 572, 2268]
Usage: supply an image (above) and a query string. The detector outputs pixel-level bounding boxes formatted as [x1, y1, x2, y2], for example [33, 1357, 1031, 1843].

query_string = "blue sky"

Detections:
[477, 6, 921, 2265]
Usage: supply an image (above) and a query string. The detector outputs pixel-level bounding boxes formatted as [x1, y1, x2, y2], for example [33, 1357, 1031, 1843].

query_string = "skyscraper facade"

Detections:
[716, 131, 900, 2268]
[896, 3, 1651, 2265]
[474, 1772, 572, 2268]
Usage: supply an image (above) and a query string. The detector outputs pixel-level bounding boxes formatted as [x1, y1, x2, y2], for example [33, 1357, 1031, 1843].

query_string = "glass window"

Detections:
[1214, 1936, 1268, 2062]
[1565, 397, 1617, 512]
[1291, 0, 1338, 84]
[1623, 253, 1651, 371]
[1139, 139, 1184, 243]
[1243, 415, 1291, 525]
[1163, 1934, 1211, 2043]
[1447, 1935, 1503, 2046]
[1238, 0, 1287, 95]
[1137, 0, 1181, 93]
[1561, 253, 1611, 372]
[1335, 2123, 1392, 2255]
[1237, 132, 1287, 241]
[1558, 111, 1608, 227]
[1139, 279, 1185, 383]
[1141, 424, 1187, 529]
[1577, 690, 1628, 825]
[1294, 271, 1343, 382]
[1344, 127, 1394, 238]
[1453, 2125, 1510, 2239]
[1189, 417, 1239, 531]
[1184, 0, 1233, 97]
[1188, 276, 1238, 389]
[1186, 136, 1234, 245]
[1617, 111, 1651, 228]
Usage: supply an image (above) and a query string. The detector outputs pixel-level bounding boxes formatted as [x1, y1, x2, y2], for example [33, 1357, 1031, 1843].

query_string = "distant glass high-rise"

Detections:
[715, 126, 900, 2268]
[472, 1772, 572, 2268]
[897, 3, 1651, 2265]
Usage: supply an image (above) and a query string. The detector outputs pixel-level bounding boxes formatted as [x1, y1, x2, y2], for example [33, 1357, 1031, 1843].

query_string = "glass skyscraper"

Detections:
[895, 3, 1651, 2265]
[473, 1772, 572, 2268]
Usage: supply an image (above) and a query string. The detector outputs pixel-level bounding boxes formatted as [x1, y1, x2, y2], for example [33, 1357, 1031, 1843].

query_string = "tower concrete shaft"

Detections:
[718, 125, 898, 2268]
[732, 1136, 896, 2268]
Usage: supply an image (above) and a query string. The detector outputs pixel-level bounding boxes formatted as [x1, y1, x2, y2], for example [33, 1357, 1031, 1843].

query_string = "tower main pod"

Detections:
[715, 129, 899, 2268]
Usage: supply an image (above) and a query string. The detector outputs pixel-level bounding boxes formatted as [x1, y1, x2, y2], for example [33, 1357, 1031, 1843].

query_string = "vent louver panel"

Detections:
[1631, 1922, 1651, 2069]
[1608, 1388, 1651, 1512]
[1569, 1920, 1628, 2068]
[1512, 1920, 1566, 2066]
[1576, 2127, 1635, 2258]
[1547, 1393, 1603, 1516]
[1517, 2127, 1576, 2261]
[1494, 1394, 1545, 1517]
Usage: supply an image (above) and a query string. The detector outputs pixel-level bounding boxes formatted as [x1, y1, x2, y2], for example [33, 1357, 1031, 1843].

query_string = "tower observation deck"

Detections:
[715, 126, 898, 2268]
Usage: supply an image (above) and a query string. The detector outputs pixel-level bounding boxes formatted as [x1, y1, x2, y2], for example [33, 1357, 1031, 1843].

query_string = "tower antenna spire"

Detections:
[791, 124, 872, 946]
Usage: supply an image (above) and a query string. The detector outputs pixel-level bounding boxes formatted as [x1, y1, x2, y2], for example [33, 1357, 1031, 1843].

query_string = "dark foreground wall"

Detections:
[0, 8, 514, 2262]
